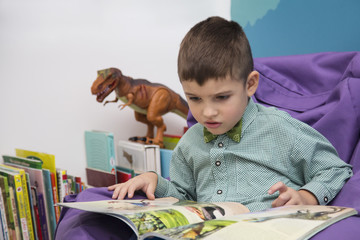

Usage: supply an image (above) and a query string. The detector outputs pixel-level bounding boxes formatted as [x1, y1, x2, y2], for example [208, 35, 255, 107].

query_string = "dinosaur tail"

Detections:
[172, 95, 189, 119]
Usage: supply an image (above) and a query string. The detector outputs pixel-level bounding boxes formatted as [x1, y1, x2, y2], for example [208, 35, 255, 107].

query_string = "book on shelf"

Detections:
[57, 198, 357, 240]
[0, 164, 34, 240]
[30, 186, 43, 240]
[15, 149, 58, 194]
[3, 155, 53, 240]
[42, 169, 56, 238]
[116, 166, 135, 184]
[0, 184, 10, 240]
[86, 167, 116, 187]
[8, 185, 22, 240]
[1, 164, 36, 240]
[15, 148, 60, 225]
[0, 175, 15, 240]
[162, 134, 181, 150]
[159, 149, 173, 179]
[117, 140, 161, 175]
[56, 168, 68, 203]
[84, 130, 116, 174]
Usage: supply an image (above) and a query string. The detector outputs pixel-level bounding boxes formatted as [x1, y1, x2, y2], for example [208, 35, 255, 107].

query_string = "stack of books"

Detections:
[85, 130, 185, 187]
[0, 149, 85, 240]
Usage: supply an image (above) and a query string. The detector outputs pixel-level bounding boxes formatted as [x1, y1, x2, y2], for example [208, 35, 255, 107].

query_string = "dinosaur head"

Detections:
[91, 68, 121, 102]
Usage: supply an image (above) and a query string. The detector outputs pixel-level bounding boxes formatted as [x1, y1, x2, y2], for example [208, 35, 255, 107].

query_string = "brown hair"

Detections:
[178, 16, 253, 85]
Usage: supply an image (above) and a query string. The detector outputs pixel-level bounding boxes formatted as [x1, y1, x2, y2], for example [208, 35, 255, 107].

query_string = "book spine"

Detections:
[0, 176, 15, 240]
[108, 134, 116, 174]
[42, 170, 56, 240]
[154, 146, 161, 175]
[13, 174, 30, 240]
[37, 194, 49, 240]
[19, 172, 35, 240]
[50, 173, 60, 222]
[31, 187, 43, 240]
[8, 187, 21, 240]
[56, 169, 66, 202]
[0, 187, 10, 240]
[2, 155, 42, 170]
[62, 174, 69, 198]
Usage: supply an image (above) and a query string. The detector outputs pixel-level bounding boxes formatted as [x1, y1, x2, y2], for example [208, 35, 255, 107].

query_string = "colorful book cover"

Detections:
[37, 194, 49, 240]
[3, 155, 42, 170]
[8, 186, 22, 240]
[66, 175, 75, 195]
[84, 130, 116, 174]
[50, 173, 60, 222]
[116, 166, 135, 178]
[159, 149, 173, 179]
[31, 187, 43, 240]
[117, 140, 161, 175]
[0, 164, 35, 240]
[116, 170, 132, 183]
[0, 185, 10, 240]
[4, 157, 51, 240]
[15, 149, 59, 210]
[86, 167, 116, 187]
[56, 169, 67, 203]
[163, 134, 181, 150]
[42, 169, 56, 239]
[0, 175, 15, 240]
[25, 173, 39, 240]
[0, 167, 29, 240]
[75, 177, 82, 193]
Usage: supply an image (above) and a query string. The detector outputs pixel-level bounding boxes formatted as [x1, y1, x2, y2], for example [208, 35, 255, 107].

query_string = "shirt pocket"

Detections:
[235, 160, 280, 199]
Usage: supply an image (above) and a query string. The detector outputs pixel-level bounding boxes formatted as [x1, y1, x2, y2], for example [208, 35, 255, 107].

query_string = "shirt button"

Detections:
[218, 142, 224, 148]
[217, 190, 223, 194]
[324, 197, 329, 203]
[215, 161, 221, 166]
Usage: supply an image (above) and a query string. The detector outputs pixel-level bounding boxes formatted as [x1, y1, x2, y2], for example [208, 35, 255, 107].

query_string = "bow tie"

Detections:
[203, 119, 242, 143]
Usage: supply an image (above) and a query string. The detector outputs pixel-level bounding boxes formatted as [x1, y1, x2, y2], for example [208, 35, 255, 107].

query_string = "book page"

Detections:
[57, 197, 250, 236]
[141, 205, 357, 240]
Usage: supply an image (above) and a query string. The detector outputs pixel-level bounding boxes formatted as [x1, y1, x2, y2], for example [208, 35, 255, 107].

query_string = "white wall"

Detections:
[0, 0, 230, 181]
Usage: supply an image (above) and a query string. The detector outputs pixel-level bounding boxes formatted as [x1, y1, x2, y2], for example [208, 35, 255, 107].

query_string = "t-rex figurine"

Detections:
[91, 68, 189, 147]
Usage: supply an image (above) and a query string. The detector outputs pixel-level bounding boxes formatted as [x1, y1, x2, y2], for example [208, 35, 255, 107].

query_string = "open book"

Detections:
[57, 198, 357, 240]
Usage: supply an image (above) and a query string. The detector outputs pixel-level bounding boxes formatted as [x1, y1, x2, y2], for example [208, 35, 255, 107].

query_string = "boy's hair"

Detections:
[178, 16, 253, 85]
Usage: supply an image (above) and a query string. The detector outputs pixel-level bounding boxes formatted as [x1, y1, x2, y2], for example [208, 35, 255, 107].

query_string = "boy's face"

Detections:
[182, 72, 258, 135]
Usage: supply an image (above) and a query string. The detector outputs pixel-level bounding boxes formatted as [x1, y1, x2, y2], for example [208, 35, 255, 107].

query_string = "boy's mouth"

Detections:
[204, 121, 221, 129]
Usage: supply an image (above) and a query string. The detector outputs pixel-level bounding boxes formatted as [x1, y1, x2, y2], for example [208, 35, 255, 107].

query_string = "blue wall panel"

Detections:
[231, 0, 360, 57]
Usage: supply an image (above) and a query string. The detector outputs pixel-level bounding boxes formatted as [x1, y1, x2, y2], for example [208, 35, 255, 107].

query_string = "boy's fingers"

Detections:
[127, 184, 138, 199]
[112, 185, 123, 199]
[118, 184, 131, 200]
[272, 192, 291, 207]
[268, 181, 287, 195]
[108, 184, 118, 190]
[145, 184, 156, 200]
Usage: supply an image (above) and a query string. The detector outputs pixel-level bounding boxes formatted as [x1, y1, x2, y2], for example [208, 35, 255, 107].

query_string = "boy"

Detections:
[108, 16, 352, 211]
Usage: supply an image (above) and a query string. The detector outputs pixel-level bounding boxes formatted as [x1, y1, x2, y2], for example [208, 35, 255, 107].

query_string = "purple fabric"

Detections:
[55, 187, 146, 240]
[56, 52, 360, 239]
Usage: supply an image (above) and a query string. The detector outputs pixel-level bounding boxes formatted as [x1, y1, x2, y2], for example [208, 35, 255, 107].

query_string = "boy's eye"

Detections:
[189, 96, 201, 102]
[216, 95, 230, 100]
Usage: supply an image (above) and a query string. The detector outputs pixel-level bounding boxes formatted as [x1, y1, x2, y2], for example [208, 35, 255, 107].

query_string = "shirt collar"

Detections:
[203, 119, 242, 143]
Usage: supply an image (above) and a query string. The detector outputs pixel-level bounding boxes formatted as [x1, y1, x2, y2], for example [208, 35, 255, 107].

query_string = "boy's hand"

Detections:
[107, 172, 158, 200]
[268, 182, 318, 208]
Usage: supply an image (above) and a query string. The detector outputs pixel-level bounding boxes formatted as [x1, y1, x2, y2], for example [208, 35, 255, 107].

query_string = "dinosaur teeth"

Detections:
[97, 86, 111, 100]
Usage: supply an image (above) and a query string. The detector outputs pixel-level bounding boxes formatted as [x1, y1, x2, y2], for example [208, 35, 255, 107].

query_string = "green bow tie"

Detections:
[203, 119, 242, 143]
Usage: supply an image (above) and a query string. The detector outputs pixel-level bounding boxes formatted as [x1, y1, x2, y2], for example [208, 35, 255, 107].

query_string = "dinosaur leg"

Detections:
[129, 112, 156, 144]
[146, 89, 172, 148]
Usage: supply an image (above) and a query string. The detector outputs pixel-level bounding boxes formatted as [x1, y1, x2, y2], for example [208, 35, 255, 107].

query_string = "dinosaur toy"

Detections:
[91, 68, 189, 147]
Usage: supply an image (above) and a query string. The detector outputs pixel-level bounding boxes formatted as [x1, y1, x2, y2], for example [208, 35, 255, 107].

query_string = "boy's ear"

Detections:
[246, 71, 259, 97]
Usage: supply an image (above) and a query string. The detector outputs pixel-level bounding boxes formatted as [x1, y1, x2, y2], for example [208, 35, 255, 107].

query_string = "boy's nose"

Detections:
[202, 105, 218, 118]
